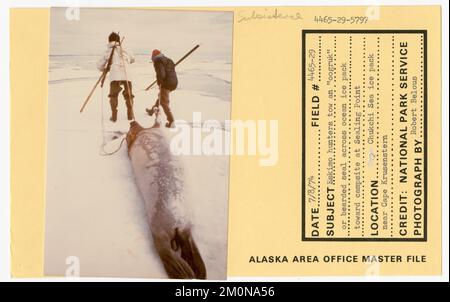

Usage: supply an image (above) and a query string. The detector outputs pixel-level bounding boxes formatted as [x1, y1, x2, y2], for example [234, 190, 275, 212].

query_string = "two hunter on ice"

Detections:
[97, 32, 178, 128]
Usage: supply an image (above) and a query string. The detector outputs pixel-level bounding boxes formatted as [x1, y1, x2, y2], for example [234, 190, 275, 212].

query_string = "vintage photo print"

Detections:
[44, 8, 232, 280]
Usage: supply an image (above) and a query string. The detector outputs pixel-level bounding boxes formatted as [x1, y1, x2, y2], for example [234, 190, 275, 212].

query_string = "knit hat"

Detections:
[108, 32, 120, 43]
[151, 49, 162, 61]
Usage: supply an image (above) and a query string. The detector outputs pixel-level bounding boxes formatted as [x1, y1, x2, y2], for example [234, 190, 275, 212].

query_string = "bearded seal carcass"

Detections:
[126, 121, 206, 279]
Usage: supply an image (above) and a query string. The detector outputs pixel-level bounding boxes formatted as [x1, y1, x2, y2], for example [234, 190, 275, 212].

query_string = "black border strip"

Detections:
[301, 30, 428, 242]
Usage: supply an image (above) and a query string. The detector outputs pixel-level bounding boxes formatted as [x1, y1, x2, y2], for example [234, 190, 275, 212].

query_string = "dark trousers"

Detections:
[153, 88, 174, 123]
[109, 81, 134, 115]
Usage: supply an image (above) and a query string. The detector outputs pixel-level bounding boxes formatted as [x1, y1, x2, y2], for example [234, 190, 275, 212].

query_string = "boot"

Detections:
[146, 105, 158, 116]
[110, 110, 117, 122]
[146, 99, 160, 116]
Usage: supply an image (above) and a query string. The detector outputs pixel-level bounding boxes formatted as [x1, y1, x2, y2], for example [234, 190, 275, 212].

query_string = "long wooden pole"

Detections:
[118, 38, 134, 120]
[144, 44, 200, 91]
[80, 73, 105, 113]
[79, 37, 125, 113]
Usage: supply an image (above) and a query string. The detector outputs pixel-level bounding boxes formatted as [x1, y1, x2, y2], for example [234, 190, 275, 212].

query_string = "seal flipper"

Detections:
[151, 229, 196, 279]
[176, 229, 207, 280]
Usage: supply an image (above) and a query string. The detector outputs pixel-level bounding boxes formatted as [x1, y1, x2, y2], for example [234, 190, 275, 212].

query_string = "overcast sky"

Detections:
[50, 8, 233, 61]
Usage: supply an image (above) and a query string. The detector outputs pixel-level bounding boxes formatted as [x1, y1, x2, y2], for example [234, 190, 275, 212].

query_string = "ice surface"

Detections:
[44, 54, 231, 279]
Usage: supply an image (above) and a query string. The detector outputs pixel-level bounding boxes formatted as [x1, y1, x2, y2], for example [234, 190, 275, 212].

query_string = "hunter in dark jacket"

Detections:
[146, 49, 178, 128]
[153, 52, 178, 91]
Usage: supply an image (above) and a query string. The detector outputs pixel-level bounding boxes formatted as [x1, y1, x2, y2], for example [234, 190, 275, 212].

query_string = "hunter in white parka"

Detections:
[97, 32, 136, 122]
[97, 41, 135, 82]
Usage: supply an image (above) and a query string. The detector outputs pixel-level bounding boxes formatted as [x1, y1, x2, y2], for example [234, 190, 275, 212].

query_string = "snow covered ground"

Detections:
[44, 51, 231, 279]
